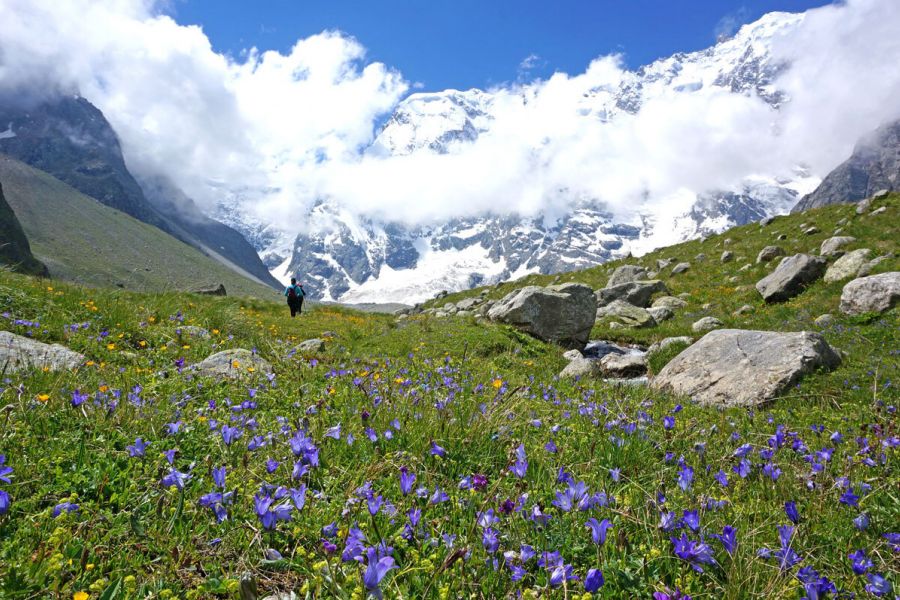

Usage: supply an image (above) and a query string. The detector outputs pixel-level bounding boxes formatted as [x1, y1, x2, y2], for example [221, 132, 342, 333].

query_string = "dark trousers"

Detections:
[288, 298, 302, 317]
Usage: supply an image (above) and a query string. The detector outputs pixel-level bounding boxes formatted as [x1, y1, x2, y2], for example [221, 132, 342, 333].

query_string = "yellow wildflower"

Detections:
[73, 592, 89, 600]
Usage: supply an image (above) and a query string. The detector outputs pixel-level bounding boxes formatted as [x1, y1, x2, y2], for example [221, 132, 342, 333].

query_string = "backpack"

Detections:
[287, 286, 298, 300]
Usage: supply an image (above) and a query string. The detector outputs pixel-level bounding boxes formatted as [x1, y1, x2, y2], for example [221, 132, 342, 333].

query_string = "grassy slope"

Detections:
[0, 155, 277, 299]
[0, 197, 895, 599]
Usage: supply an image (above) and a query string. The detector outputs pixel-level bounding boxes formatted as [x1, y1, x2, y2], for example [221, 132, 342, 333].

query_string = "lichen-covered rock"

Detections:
[756, 246, 785, 264]
[295, 338, 326, 353]
[487, 283, 596, 349]
[595, 280, 668, 308]
[0, 331, 84, 372]
[823, 249, 871, 283]
[194, 349, 272, 378]
[646, 336, 693, 355]
[647, 306, 674, 322]
[596, 300, 656, 328]
[692, 316, 723, 333]
[755, 254, 826, 303]
[606, 265, 648, 287]
[819, 236, 856, 257]
[651, 329, 841, 407]
[839, 272, 900, 315]
[652, 296, 687, 310]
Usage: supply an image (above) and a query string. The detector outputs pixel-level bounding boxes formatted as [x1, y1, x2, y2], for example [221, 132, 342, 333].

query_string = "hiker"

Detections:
[284, 278, 305, 317]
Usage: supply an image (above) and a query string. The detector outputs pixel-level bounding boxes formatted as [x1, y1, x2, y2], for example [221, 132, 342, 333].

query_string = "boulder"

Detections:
[823, 249, 871, 283]
[651, 329, 842, 407]
[647, 336, 693, 355]
[756, 246, 785, 264]
[755, 254, 827, 303]
[595, 280, 668, 308]
[760, 216, 776, 226]
[855, 197, 873, 214]
[803, 226, 820, 235]
[872, 189, 890, 200]
[607, 265, 649, 287]
[671, 262, 690, 275]
[652, 296, 687, 310]
[0, 331, 85, 372]
[193, 284, 227, 296]
[692, 316, 723, 333]
[733, 304, 754, 316]
[870, 206, 887, 216]
[560, 357, 601, 379]
[487, 283, 596, 349]
[721, 251, 734, 263]
[600, 353, 648, 378]
[819, 236, 856, 257]
[194, 349, 272, 378]
[295, 338, 326, 353]
[596, 300, 656, 328]
[456, 297, 480, 311]
[839, 272, 900, 315]
[647, 306, 674, 322]
[656, 258, 673, 270]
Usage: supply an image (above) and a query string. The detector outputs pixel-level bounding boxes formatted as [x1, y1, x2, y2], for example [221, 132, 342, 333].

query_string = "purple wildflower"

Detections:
[584, 568, 604, 592]
[585, 517, 613, 545]
[671, 533, 716, 572]
[363, 546, 396, 599]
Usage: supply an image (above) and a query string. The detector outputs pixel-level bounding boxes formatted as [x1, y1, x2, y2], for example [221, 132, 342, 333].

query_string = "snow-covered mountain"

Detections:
[220, 11, 820, 304]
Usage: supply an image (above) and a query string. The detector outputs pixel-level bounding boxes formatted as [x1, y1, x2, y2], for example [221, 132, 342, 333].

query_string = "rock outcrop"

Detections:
[793, 120, 899, 212]
[651, 329, 842, 407]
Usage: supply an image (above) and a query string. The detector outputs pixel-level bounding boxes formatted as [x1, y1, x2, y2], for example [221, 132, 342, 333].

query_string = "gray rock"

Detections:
[733, 304, 754, 315]
[803, 226, 820, 235]
[692, 316, 724, 333]
[776, 234, 787, 241]
[814, 314, 834, 327]
[595, 280, 668, 308]
[721, 251, 734, 263]
[824, 249, 871, 283]
[647, 306, 674, 322]
[656, 258, 673, 270]
[488, 283, 596, 349]
[0, 331, 85, 372]
[600, 353, 648, 378]
[757, 246, 785, 263]
[295, 338, 326, 353]
[695, 253, 707, 262]
[873, 189, 890, 200]
[560, 357, 602, 379]
[755, 254, 827, 303]
[647, 336, 693, 355]
[819, 236, 856, 257]
[651, 329, 842, 407]
[607, 265, 649, 287]
[760, 216, 776, 226]
[194, 349, 273, 378]
[562, 349, 583, 361]
[193, 284, 227, 296]
[855, 197, 873, 214]
[596, 300, 657, 328]
[652, 296, 687, 310]
[456, 297, 480, 311]
[839, 272, 900, 315]
[870, 206, 887, 216]
[671, 262, 691, 275]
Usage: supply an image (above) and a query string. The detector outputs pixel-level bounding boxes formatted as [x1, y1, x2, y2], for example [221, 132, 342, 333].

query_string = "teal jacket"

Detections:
[284, 284, 305, 298]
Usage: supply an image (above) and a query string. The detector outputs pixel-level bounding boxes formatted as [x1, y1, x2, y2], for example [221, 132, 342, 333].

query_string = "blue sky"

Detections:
[172, 0, 833, 91]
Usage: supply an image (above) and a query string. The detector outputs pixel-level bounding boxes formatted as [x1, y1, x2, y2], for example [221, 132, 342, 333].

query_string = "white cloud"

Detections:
[1, 0, 899, 241]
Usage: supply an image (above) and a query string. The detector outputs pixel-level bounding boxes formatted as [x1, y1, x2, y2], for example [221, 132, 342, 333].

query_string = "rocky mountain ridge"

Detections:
[0, 96, 281, 289]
